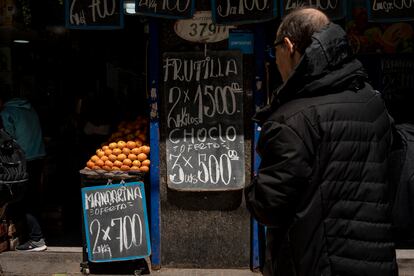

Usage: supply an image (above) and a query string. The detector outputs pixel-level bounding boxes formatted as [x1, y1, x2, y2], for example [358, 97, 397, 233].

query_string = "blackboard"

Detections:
[211, 0, 278, 25]
[81, 182, 151, 262]
[163, 51, 245, 191]
[367, 0, 414, 22]
[135, 0, 195, 19]
[280, 0, 346, 20]
[66, 0, 124, 29]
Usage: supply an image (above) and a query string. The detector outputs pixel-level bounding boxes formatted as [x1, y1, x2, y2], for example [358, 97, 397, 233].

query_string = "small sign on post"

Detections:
[66, 0, 124, 29]
[81, 182, 151, 262]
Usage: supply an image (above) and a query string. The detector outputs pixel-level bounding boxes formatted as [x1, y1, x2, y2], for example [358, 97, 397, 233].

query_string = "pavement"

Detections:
[1, 247, 414, 275]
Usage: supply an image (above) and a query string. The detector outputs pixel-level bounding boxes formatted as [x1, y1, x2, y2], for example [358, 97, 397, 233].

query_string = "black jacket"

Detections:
[245, 23, 398, 276]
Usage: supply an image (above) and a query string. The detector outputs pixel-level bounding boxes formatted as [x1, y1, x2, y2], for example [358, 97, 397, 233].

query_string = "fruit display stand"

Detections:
[79, 169, 150, 275]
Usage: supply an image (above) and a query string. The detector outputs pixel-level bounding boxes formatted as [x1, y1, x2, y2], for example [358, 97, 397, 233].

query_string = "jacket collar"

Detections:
[254, 23, 368, 124]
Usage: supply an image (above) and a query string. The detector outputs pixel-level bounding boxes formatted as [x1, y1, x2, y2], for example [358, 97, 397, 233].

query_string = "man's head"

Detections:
[275, 8, 330, 82]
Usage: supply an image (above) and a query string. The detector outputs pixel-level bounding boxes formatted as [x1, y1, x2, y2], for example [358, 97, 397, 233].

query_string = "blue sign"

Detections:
[229, 31, 254, 54]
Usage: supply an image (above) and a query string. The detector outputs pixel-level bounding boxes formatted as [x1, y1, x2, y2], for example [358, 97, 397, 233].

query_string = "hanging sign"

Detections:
[66, 0, 124, 29]
[81, 182, 151, 262]
[174, 11, 234, 43]
[280, 0, 347, 20]
[367, 0, 414, 22]
[163, 51, 245, 191]
[211, 0, 278, 25]
[135, 0, 195, 19]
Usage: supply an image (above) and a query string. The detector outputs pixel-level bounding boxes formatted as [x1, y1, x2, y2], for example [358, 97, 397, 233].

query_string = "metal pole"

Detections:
[251, 23, 266, 272]
[148, 18, 161, 269]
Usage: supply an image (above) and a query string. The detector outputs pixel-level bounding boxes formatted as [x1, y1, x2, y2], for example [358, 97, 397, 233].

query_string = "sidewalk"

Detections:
[1, 247, 413, 275]
[0, 247, 259, 276]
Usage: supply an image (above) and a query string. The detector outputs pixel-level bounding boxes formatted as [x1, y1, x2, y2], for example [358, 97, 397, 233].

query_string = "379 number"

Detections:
[188, 23, 228, 37]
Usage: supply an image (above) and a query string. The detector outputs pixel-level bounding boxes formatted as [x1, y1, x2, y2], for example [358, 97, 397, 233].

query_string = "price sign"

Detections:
[281, 0, 346, 20]
[135, 0, 195, 19]
[367, 0, 414, 22]
[174, 11, 234, 43]
[163, 51, 245, 191]
[211, 0, 278, 25]
[66, 0, 124, 29]
[81, 182, 151, 262]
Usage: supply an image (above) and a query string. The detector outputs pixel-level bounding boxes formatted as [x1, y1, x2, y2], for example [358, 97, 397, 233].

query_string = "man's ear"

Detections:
[283, 37, 295, 56]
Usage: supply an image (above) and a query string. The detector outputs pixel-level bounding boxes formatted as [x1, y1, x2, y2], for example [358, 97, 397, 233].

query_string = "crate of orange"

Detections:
[80, 140, 150, 184]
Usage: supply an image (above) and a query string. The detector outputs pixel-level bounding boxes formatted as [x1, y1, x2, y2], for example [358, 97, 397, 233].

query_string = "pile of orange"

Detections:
[107, 116, 148, 146]
[86, 140, 150, 173]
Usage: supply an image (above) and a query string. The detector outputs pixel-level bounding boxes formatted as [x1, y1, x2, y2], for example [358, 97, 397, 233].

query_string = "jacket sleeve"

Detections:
[245, 120, 313, 228]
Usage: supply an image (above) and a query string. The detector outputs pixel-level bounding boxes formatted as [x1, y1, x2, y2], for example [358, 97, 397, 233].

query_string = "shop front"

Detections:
[0, 0, 413, 274]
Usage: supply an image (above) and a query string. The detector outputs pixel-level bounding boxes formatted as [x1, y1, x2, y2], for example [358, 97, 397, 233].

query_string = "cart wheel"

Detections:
[81, 268, 90, 275]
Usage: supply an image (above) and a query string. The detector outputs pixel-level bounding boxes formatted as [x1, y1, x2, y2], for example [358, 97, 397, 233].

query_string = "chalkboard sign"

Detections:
[211, 0, 278, 25]
[163, 51, 245, 191]
[66, 0, 124, 29]
[280, 0, 346, 20]
[81, 182, 151, 262]
[135, 0, 195, 19]
[367, 0, 414, 22]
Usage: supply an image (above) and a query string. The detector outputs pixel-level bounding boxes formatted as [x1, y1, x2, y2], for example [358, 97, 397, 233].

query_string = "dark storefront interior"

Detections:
[1, 1, 149, 246]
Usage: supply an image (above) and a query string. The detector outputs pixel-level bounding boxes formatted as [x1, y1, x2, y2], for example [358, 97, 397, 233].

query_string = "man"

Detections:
[0, 87, 47, 252]
[245, 8, 398, 276]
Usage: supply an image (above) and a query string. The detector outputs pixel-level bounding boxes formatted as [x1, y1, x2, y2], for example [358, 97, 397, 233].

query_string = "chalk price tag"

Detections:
[81, 182, 151, 262]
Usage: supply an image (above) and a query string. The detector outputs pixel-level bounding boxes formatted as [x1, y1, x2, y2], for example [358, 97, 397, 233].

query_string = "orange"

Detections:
[102, 145, 109, 151]
[86, 160, 95, 169]
[108, 154, 117, 162]
[109, 142, 118, 149]
[117, 141, 126, 149]
[95, 159, 105, 167]
[141, 146, 150, 155]
[128, 153, 137, 161]
[123, 159, 132, 166]
[141, 159, 150, 167]
[102, 166, 111, 171]
[140, 166, 149, 172]
[130, 166, 140, 171]
[117, 153, 127, 161]
[112, 148, 122, 155]
[105, 160, 113, 167]
[91, 155, 100, 162]
[104, 149, 112, 156]
[101, 156, 109, 162]
[120, 165, 130, 171]
[122, 147, 131, 155]
[132, 160, 141, 167]
[113, 160, 123, 168]
[126, 141, 136, 149]
[135, 140, 143, 147]
[112, 166, 120, 171]
[96, 149, 105, 158]
[131, 147, 141, 155]
[137, 153, 147, 162]
[92, 166, 101, 170]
